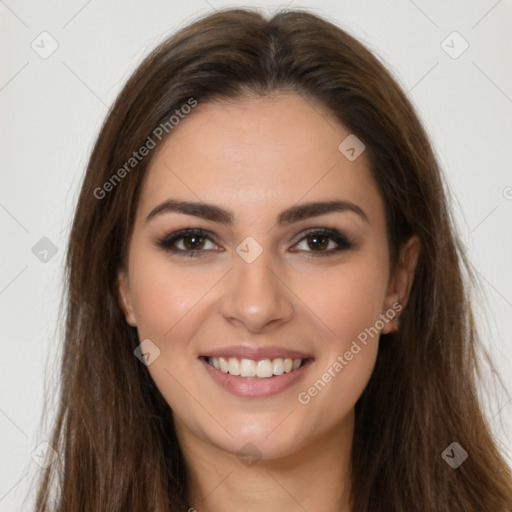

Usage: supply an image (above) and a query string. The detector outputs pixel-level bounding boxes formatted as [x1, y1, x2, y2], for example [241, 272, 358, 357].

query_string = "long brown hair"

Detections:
[32, 7, 512, 511]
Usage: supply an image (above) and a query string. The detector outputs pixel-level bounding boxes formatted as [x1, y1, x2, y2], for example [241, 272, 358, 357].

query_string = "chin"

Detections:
[204, 415, 308, 461]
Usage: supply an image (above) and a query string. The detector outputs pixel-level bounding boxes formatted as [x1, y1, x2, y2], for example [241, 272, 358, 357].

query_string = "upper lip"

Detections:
[199, 345, 314, 361]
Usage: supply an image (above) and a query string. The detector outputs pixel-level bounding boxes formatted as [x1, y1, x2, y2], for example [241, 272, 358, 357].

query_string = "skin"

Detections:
[117, 92, 420, 512]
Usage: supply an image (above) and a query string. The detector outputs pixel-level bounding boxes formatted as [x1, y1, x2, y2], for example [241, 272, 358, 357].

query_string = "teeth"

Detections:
[208, 356, 304, 378]
[240, 358, 256, 377]
[273, 358, 285, 376]
[228, 357, 240, 375]
[219, 357, 229, 373]
[256, 359, 273, 378]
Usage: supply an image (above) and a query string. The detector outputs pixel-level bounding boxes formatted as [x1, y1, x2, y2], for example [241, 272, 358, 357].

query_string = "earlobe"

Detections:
[381, 235, 421, 333]
[117, 269, 137, 327]
[381, 292, 401, 334]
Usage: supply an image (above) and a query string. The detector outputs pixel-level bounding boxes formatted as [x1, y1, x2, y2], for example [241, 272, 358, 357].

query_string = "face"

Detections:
[118, 92, 419, 462]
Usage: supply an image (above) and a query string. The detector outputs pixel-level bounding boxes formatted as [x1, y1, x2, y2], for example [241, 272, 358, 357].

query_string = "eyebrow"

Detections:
[145, 198, 369, 226]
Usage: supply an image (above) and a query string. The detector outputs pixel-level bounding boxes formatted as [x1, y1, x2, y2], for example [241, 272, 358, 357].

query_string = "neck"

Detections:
[176, 411, 354, 512]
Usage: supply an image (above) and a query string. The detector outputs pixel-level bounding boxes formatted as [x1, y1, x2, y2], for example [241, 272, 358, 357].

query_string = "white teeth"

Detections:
[256, 359, 273, 378]
[240, 358, 256, 377]
[219, 357, 229, 373]
[208, 356, 304, 378]
[273, 358, 285, 376]
[228, 357, 240, 375]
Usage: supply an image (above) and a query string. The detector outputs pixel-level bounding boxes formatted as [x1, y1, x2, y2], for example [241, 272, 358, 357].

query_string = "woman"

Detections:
[33, 7, 512, 511]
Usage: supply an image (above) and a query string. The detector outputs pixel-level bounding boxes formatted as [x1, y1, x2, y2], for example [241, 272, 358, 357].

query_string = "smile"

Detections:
[199, 356, 314, 398]
[207, 356, 306, 378]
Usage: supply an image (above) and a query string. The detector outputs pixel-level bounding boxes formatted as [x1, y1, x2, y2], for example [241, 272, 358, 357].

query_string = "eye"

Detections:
[155, 227, 355, 258]
[291, 228, 355, 256]
[155, 228, 220, 257]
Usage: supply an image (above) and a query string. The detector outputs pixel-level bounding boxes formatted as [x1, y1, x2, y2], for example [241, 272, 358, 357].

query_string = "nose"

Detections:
[218, 247, 295, 333]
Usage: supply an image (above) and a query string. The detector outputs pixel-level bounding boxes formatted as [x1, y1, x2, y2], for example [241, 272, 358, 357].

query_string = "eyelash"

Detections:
[154, 228, 355, 258]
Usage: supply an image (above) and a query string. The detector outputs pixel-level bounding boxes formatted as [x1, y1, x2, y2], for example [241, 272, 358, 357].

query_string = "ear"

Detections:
[381, 235, 421, 334]
[117, 269, 137, 327]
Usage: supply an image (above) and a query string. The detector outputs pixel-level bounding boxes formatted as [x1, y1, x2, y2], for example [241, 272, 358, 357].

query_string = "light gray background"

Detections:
[1, 1, 511, 510]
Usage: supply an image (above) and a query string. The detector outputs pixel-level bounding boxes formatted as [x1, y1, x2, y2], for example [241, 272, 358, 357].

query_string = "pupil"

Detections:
[185, 236, 203, 250]
[308, 234, 327, 250]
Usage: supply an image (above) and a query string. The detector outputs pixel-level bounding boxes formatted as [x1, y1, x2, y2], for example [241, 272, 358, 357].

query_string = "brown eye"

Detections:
[181, 234, 207, 250]
[292, 228, 354, 256]
[305, 233, 330, 251]
[155, 229, 220, 257]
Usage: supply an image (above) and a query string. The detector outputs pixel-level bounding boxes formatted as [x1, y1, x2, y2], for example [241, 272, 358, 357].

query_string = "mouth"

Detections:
[198, 352, 315, 398]
[200, 355, 313, 379]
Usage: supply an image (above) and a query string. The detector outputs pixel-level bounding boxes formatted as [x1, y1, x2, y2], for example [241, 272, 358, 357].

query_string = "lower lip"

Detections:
[199, 357, 314, 398]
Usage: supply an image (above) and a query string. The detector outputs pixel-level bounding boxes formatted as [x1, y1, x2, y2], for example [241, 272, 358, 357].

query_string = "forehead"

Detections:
[136, 93, 384, 226]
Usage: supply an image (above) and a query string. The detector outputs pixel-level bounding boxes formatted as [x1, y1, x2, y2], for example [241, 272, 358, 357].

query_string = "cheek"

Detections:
[128, 249, 216, 341]
[293, 256, 387, 405]
[297, 256, 388, 343]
